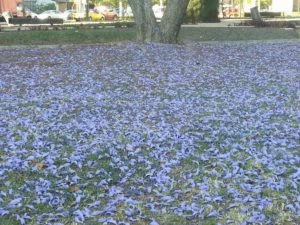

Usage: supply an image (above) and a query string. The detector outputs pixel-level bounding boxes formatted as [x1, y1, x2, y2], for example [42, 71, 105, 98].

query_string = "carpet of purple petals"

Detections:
[0, 41, 300, 225]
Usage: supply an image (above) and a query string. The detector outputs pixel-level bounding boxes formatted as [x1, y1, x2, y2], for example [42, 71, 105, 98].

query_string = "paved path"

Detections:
[183, 18, 300, 28]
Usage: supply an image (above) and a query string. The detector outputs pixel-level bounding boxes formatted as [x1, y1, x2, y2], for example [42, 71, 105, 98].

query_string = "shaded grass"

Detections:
[0, 28, 136, 46]
[180, 27, 299, 42]
[0, 26, 299, 46]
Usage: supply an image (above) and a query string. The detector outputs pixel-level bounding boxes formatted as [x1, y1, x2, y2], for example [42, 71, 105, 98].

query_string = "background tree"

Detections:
[200, 0, 219, 22]
[91, 0, 122, 7]
[128, 0, 190, 43]
[260, 0, 272, 10]
[184, 0, 201, 24]
[36, 3, 56, 14]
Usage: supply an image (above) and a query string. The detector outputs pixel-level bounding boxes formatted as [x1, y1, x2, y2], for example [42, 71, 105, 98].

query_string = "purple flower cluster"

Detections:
[0, 41, 299, 224]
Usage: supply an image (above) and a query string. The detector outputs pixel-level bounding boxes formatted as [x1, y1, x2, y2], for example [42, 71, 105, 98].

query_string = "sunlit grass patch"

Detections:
[219, 206, 248, 225]
[264, 202, 300, 224]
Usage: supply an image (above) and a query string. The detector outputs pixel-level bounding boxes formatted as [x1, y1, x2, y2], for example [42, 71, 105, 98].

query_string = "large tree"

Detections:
[128, 0, 190, 43]
[200, 0, 219, 22]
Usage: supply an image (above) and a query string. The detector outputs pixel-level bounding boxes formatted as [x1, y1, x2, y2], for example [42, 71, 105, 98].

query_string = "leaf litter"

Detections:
[0, 41, 299, 224]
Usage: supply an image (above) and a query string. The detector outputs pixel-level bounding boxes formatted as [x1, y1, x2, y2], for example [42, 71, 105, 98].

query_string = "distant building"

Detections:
[222, 0, 300, 17]
[271, 0, 299, 15]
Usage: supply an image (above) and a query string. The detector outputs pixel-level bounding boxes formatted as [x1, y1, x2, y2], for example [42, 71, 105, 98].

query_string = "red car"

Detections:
[222, 5, 239, 18]
[94, 6, 118, 20]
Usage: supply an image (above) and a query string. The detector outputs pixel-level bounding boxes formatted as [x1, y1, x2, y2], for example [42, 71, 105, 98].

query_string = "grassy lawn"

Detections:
[180, 27, 299, 42]
[0, 26, 299, 46]
[0, 24, 300, 225]
[0, 28, 136, 46]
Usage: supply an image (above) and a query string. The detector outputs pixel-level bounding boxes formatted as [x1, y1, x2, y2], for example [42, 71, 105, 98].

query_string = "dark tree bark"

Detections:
[200, 0, 219, 22]
[128, 0, 190, 43]
[128, 0, 158, 42]
[160, 0, 190, 43]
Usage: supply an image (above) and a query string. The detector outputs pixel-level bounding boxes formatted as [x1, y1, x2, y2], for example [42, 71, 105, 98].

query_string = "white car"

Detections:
[24, 8, 38, 19]
[15, 6, 38, 18]
[37, 10, 63, 20]
[60, 10, 73, 21]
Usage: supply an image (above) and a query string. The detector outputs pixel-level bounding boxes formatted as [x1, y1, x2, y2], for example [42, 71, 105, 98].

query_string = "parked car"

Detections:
[72, 10, 104, 21]
[24, 8, 38, 19]
[222, 4, 239, 18]
[37, 10, 63, 20]
[88, 10, 105, 21]
[61, 9, 73, 21]
[72, 10, 85, 21]
[16, 7, 38, 18]
[94, 6, 118, 20]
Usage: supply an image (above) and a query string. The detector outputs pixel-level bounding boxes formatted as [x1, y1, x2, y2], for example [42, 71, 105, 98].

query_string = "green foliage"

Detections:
[0, 28, 136, 46]
[152, 0, 169, 5]
[200, 0, 219, 22]
[35, 3, 56, 14]
[184, 0, 201, 24]
[91, 0, 166, 8]
[91, 0, 121, 7]
[260, 0, 272, 10]
[0, 27, 298, 46]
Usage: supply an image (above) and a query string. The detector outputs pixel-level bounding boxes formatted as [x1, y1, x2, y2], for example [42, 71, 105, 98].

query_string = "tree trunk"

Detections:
[128, 0, 159, 42]
[128, 0, 190, 43]
[160, 0, 190, 43]
[200, 0, 220, 22]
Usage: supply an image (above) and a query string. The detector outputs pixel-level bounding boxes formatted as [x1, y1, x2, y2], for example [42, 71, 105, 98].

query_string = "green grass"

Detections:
[180, 27, 299, 42]
[0, 28, 136, 46]
[0, 26, 299, 46]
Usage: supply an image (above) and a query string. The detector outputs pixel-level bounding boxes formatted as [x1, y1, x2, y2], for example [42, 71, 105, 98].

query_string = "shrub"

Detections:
[200, 0, 220, 23]
[184, 0, 201, 24]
